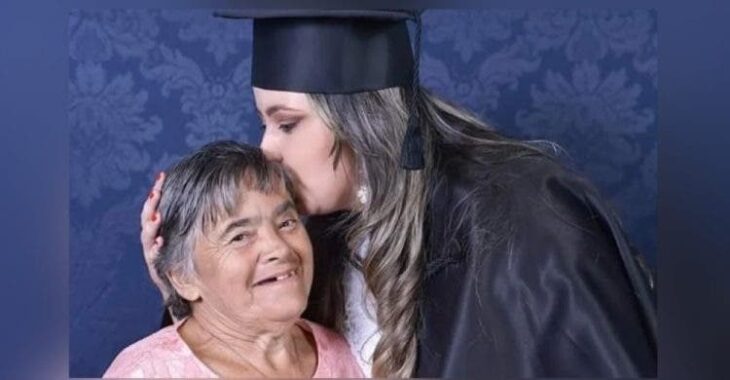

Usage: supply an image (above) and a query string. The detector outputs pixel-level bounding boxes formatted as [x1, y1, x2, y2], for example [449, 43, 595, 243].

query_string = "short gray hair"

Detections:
[154, 141, 296, 319]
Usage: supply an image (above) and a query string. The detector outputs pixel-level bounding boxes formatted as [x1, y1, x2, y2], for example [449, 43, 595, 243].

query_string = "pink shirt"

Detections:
[103, 319, 364, 378]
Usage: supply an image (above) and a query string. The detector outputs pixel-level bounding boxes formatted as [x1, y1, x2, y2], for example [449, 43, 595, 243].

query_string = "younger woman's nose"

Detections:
[260, 136, 284, 163]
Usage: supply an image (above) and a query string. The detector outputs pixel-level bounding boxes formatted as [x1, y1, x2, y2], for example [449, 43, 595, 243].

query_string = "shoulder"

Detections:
[485, 155, 625, 259]
[432, 150, 613, 238]
[300, 319, 365, 378]
[432, 150, 654, 304]
[427, 150, 654, 290]
[300, 319, 351, 354]
[491, 155, 611, 235]
[103, 326, 192, 378]
[436, 148, 592, 204]
[429, 152, 601, 253]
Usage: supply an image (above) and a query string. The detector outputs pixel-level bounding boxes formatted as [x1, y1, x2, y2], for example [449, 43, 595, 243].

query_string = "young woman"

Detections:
[140, 10, 656, 378]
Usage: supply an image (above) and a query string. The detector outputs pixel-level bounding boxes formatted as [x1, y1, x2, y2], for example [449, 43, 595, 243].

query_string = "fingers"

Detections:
[152, 236, 164, 255]
[140, 172, 166, 256]
[145, 235, 166, 292]
[138, 172, 168, 293]
[140, 209, 162, 257]
[141, 172, 165, 225]
[152, 171, 165, 192]
[145, 235, 164, 268]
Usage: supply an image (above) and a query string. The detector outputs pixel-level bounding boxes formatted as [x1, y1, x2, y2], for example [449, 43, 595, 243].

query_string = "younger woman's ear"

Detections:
[168, 272, 201, 303]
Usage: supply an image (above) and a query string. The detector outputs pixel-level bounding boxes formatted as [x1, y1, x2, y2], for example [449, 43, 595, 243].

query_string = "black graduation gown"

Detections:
[415, 154, 657, 378]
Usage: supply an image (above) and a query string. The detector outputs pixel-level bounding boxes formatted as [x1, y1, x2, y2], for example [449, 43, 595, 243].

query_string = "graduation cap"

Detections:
[215, 9, 425, 170]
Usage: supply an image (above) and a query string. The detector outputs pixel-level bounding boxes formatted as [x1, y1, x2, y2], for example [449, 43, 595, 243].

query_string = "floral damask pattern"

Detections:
[70, 10, 657, 377]
[423, 11, 523, 62]
[516, 62, 654, 187]
[161, 10, 252, 66]
[523, 10, 654, 61]
[520, 63, 654, 136]
[634, 33, 658, 87]
[69, 10, 159, 63]
[140, 45, 254, 148]
[422, 11, 541, 113]
[69, 63, 162, 206]
[69, 10, 164, 205]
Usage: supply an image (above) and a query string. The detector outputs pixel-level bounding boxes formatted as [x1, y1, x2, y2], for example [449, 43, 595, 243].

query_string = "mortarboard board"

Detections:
[215, 9, 425, 170]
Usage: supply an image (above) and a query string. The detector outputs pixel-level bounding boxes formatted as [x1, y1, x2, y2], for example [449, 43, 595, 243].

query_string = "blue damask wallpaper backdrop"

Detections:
[69, 10, 657, 377]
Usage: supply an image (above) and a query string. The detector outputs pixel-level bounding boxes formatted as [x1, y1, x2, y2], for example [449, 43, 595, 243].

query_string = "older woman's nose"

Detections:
[261, 245, 292, 265]
[258, 229, 291, 263]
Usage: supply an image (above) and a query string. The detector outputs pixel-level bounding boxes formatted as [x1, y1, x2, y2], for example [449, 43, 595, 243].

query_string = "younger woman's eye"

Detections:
[279, 122, 297, 133]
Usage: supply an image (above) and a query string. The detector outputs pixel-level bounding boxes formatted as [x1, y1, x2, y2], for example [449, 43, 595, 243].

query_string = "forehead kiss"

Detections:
[254, 88, 359, 216]
[214, 195, 298, 245]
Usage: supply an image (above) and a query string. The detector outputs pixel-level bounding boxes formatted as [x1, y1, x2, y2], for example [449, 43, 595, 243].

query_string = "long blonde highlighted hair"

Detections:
[306, 87, 550, 377]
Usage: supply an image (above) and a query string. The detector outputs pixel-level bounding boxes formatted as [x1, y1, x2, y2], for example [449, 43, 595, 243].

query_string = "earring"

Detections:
[356, 185, 370, 205]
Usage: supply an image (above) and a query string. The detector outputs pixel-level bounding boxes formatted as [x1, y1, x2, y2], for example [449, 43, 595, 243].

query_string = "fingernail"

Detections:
[151, 212, 157, 222]
[156, 172, 163, 181]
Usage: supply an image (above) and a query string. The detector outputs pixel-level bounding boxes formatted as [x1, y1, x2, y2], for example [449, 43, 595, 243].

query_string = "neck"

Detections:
[181, 307, 310, 377]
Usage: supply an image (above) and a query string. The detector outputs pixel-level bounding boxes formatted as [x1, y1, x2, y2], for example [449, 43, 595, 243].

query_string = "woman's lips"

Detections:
[253, 268, 299, 287]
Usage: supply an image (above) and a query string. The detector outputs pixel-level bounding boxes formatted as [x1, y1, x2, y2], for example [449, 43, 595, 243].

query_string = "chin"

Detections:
[301, 195, 346, 216]
[298, 198, 318, 216]
[263, 297, 308, 322]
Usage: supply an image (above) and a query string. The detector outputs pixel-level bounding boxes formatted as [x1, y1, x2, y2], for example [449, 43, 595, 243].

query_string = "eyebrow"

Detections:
[258, 105, 301, 118]
[220, 217, 256, 239]
[218, 200, 297, 239]
[273, 200, 296, 217]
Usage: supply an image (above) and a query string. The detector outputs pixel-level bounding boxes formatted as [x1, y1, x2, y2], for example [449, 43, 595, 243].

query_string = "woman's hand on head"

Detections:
[140, 172, 168, 300]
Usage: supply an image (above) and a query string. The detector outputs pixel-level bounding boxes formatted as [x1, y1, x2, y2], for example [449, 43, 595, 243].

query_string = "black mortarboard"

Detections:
[215, 9, 425, 170]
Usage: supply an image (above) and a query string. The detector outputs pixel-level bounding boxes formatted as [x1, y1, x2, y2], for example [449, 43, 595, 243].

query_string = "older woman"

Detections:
[104, 141, 363, 378]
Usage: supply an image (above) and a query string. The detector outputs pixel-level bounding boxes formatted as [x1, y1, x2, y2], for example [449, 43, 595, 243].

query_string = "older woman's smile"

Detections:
[253, 267, 301, 287]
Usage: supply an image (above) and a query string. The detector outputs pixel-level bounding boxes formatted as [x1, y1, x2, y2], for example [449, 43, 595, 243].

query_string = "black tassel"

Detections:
[400, 110, 425, 169]
[399, 10, 425, 170]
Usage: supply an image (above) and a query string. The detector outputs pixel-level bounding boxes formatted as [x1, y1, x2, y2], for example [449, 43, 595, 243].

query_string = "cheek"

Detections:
[279, 124, 355, 214]
[284, 149, 341, 212]
[291, 232, 314, 283]
[295, 134, 334, 175]
[291, 232, 313, 263]
[199, 251, 256, 295]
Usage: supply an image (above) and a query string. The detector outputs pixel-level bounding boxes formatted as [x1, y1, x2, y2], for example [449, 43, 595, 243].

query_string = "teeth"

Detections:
[275, 270, 295, 281]
[256, 270, 296, 286]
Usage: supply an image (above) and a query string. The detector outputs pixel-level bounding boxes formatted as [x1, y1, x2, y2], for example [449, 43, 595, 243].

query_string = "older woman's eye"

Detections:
[230, 232, 251, 244]
[279, 218, 298, 230]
